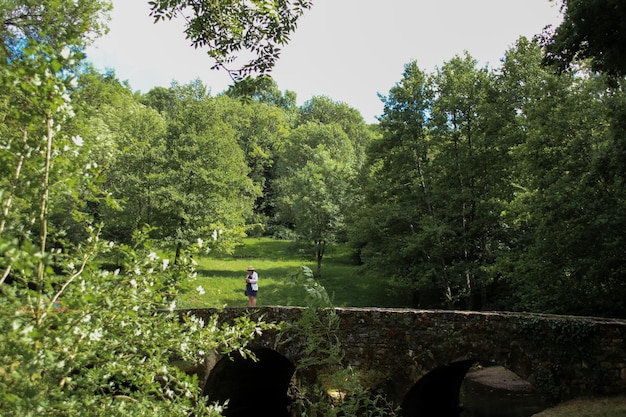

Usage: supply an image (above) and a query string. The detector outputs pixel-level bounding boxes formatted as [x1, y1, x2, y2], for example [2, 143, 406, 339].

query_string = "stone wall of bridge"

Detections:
[181, 306, 626, 407]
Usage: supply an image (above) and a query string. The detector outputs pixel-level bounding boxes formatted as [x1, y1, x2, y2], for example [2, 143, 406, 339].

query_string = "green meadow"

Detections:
[176, 237, 413, 309]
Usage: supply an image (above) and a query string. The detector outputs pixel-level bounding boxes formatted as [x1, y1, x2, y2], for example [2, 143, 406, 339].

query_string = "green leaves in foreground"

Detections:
[0, 232, 278, 416]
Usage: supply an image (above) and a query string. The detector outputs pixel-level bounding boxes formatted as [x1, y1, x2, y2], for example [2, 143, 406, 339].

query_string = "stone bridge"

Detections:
[180, 307, 626, 416]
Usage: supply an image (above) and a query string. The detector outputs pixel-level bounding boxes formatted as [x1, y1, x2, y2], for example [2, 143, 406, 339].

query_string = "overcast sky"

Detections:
[86, 0, 564, 123]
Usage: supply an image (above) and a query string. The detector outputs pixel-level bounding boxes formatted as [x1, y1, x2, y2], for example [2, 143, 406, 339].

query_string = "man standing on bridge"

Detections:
[244, 267, 258, 307]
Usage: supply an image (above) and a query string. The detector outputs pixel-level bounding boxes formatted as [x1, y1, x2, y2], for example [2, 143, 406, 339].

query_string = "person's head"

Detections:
[246, 267, 255, 273]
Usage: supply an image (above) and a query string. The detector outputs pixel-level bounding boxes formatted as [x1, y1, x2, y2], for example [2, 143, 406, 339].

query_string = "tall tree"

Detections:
[541, 0, 626, 77]
[426, 53, 509, 308]
[347, 61, 434, 302]
[500, 38, 626, 316]
[351, 55, 513, 309]
[274, 121, 355, 276]
[217, 93, 291, 227]
[139, 81, 260, 262]
[298, 95, 373, 165]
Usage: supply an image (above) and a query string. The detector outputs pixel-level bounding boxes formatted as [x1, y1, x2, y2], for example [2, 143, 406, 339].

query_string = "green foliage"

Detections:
[0, 231, 272, 416]
[350, 37, 626, 317]
[273, 98, 375, 277]
[352, 55, 510, 309]
[216, 92, 292, 224]
[225, 74, 298, 111]
[541, 0, 626, 77]
[0, 2, 276, 415]
[94, 80, 261, 261]
[279, 267, 400, 416]
[498, 40, 626, 317]
[148, 0, 313, 80]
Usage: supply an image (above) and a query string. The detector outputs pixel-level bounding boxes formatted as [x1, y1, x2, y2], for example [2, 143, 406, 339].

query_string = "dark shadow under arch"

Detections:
[400, 359, 475, 417]
[203, 347, 295, 417]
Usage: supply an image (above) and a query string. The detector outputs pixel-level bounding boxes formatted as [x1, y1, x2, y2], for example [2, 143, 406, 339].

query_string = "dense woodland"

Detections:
[32, 40, 626, 318]
[2, 0, 626, 415]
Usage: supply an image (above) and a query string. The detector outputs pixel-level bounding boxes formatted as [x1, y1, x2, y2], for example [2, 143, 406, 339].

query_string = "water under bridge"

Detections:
[178, 306, 626, 416]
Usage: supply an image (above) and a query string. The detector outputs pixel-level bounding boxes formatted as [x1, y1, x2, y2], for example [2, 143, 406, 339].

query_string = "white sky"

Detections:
[86, 0, 563, 123]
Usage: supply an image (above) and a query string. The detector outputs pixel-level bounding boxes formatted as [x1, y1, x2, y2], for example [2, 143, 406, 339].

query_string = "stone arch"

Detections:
[203, 347, 295, 417]
[400, 359, 475, 417]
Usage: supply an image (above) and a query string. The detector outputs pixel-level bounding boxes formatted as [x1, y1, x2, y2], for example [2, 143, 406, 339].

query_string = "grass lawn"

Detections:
[176, 237, 412, 309]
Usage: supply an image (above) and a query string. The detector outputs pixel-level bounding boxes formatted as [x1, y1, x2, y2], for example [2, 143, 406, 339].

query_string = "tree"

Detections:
[347, 61, 434, 302]
[426, 53, 510, 309]
[148, 0, 313, 80]
[277, 148, 351, 277]
[81, 74, 170, 243]
[225, 74, 298, 112]
[351, 56, 512, 309]
[500, 38, 626, 316]
[274, 122, 355, 276]
[541, 0, 626, 77]
[135, 81, 260, 262]
[0, 2, 273, 415]
[217, 92, 292, 227]
[272, 96, 375, 276]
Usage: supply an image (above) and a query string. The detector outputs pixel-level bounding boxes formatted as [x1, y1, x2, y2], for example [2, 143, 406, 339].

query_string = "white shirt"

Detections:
[247, 271, 259, 291]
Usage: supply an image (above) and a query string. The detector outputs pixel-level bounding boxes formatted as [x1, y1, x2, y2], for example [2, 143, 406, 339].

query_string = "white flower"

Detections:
[82, 314, 91, 323]
[162, 259, 169, 271]
[134, 268, 141, 275]
[80, 280, 86, 292]
[60, 47, 71, 59]
[130, 279, 137, 288]
[212, 230, 218, 241]
[197, 237, 204, 248]
[71, 135, 83, 147]
[168, 300, 176, 312]
[133, 305, 139, 311]
[89, 328, 103, 342]
[196, 285, 206, 295]
[148, 251, 158, 261]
